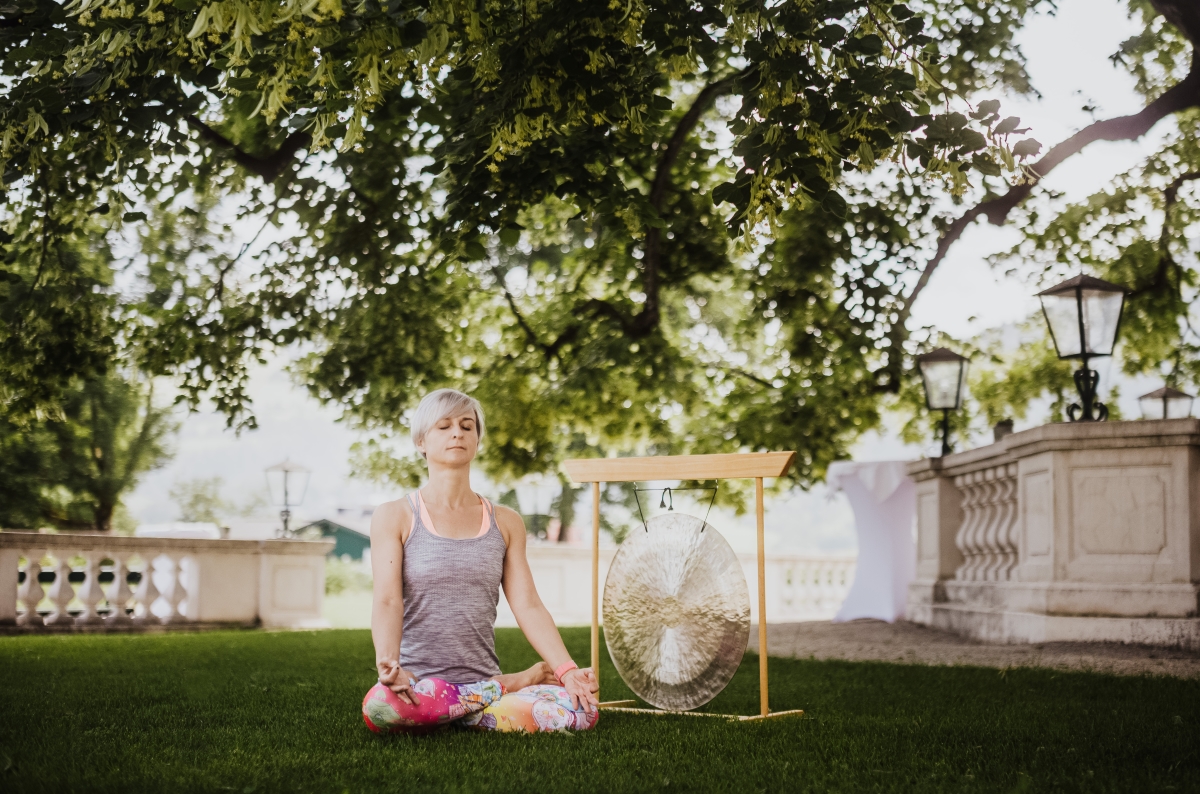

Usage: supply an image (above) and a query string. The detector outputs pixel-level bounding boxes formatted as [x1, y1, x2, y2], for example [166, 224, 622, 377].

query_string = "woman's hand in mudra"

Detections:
[561, 667, 599, 713]
[377, 660, 421, 705]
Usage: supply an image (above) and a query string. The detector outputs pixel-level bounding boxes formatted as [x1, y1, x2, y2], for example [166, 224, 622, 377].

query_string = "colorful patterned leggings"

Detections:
[362, 678, 600, 734]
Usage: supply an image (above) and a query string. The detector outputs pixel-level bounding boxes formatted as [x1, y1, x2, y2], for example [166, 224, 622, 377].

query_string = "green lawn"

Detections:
[0, 628, 1197, 793]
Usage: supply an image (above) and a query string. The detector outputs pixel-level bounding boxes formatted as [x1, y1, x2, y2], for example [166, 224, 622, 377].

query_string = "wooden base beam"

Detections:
[598, 707, 806, 723]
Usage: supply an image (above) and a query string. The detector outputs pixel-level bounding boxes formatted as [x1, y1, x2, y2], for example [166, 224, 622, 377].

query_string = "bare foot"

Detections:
[531, 661, 557, 685]
[491, 661, 555, 692]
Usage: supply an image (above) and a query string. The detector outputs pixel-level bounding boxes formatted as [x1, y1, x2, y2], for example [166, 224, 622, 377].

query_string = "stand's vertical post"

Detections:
[756, 476, 768, 717]
[591, 481, 601, 696]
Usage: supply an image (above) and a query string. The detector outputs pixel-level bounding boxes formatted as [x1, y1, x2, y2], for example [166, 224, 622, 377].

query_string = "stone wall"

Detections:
[1, 532, 334, 631]
[908, 419, 1200, 649]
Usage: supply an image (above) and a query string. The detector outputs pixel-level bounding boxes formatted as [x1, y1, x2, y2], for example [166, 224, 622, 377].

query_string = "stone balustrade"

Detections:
[908, 419, 1200, 649]
[496, 543, 856, 627]
[953, 462, 1019, 582]
[0, 531, 334, 631]
[763, 553, 857, 622]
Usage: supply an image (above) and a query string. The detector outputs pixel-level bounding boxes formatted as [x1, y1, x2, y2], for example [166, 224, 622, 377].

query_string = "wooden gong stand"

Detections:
[562, 451, 805, 722]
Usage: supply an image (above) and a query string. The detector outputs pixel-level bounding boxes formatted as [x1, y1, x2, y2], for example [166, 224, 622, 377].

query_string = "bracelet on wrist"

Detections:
[554, 660, 579, 684]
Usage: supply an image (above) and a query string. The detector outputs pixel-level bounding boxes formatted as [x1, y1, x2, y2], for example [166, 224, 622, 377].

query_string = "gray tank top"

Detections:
[398, 492, 508, 683]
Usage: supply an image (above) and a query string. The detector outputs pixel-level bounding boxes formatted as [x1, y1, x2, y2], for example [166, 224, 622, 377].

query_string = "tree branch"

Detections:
[1138, 169, 1200, 296]
[493, 266, 553, 356]
[185, 116, 311, 182]
[1151, 0, 1200, 45]
[629, 69, 752, 337]
[899, 65, 1200, 329]
[723, 365, 775, 388]
[882, 12, 1200, 395]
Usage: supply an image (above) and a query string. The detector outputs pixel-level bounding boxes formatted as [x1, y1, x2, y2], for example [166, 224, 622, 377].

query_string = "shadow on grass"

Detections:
[0, 627, 1197, 793]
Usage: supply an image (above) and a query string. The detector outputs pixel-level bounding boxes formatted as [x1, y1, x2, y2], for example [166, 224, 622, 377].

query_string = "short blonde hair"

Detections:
[411, 388, 485, 457]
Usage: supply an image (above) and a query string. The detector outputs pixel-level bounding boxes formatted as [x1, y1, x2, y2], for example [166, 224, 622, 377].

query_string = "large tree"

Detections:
[1, 0, 1197, 489]
[0, 372, 175, 531]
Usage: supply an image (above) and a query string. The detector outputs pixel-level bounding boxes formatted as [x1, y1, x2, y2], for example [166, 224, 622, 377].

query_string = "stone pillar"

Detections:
[906, 459, 964, 624]
[0, 547, 19, 625]
[257, 540, 332, 629]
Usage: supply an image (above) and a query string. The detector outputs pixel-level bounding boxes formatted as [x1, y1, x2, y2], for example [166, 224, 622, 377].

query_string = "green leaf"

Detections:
[992, 116, 1027, 136]
[815, 24, 846, 46]
[70, 73, 104, 92]
[226, 77, 260, 93]
[846, 34, 884, 56]
[820, 191, 847, 217]
[970, 154, 1002, 177]
[463, 240, 487, 260]
[970, 99, 1001, 120]
[1013, 138, 1042, 159]
[498, 227, 521, 246]
[401, 19, 427, 47]
[711, 182, 737, 205]
[957, 129, 987, 152]
[122, 212, 147, 222]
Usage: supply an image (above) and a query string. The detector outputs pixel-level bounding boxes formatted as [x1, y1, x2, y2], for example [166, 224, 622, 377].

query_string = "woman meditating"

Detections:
[362, 388, 600, 734]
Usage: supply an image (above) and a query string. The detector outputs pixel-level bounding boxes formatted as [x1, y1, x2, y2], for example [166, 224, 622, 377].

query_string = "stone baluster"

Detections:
[132, 555, 160, 623]
[159, 555, 187, 624]
[977, 473, 1002, 581]
[985, 474, 1006, 577]
[105, 553, 135, 626]
[956, 469, 1013, 582]
[974, 462, 1003, 582]
[16, 552, 44, 627]
[953, 473, 983, 580]
[990, 464, 1020, 581]
[43, 555, 76, 626]
[74, 551, 106, 625]
[963, 474, 987, 580]
[824, 562, 842, 610]
[811, 562, 826, 610]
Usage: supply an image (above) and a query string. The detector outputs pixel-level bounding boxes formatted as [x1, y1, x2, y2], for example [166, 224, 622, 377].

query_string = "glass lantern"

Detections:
[1036, 274, 1128, 421]
[1138, 387, 1194, 420]
[916, 347, 968, 455]
[265, 459, 311, 536]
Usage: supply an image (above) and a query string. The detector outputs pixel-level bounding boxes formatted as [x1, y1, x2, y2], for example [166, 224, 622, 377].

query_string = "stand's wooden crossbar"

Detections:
[563, 451, 797, 721]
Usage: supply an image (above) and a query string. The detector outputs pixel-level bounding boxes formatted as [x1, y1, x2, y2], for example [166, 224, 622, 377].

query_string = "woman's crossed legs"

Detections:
[363, 677, 599, 734]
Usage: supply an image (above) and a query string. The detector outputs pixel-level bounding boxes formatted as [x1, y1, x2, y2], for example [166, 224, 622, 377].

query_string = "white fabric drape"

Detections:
[826, 460, 916, 623]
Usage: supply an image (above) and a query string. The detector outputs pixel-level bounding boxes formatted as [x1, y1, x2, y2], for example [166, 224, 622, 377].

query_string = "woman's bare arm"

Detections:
[370, 498, 419, 704]
[497, 506, 598, 711]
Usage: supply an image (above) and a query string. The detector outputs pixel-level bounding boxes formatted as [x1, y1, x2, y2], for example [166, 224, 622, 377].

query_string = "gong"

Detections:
[603, 512, 750, 711]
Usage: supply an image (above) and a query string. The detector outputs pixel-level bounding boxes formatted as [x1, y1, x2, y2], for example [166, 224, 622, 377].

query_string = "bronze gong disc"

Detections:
[603, 512, 750, 711]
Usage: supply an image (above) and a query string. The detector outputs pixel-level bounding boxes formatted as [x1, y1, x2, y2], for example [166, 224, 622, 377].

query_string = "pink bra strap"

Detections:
[415, 491, 491, 538]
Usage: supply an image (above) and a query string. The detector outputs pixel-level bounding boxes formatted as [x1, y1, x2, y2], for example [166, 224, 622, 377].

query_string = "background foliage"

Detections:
[1, 0, 1198, 520]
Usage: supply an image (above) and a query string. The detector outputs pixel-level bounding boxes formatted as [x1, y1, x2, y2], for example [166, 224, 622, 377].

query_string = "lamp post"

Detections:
[1036, 274, 1128, 422]
[916, 347, 969, 456]
[1138, 386, 1194, 420]
[265, 459, 311, 537]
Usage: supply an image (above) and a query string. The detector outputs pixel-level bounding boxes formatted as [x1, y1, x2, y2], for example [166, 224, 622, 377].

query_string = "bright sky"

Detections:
[126, 0, 1169, 553]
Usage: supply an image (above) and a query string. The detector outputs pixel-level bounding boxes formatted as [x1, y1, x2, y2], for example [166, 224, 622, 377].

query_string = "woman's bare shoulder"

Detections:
[491, 504, 526, 546]
[491, 503, 525, 528]
[371, 497, 415, 542]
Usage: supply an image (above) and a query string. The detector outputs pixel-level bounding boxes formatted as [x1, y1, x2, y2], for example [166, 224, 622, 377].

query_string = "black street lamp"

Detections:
[1138, 386, 1194, 420]
[265, 459, 311, 537]
[917, 347, 969, 456]
[1036, 274, 1128, 422]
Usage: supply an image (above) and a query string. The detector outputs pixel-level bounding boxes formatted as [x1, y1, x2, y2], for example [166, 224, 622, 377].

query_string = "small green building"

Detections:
[301, 519, 371, 560]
